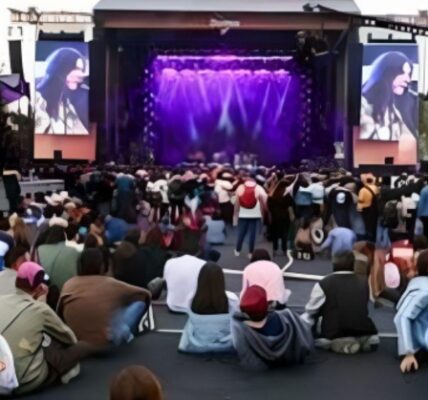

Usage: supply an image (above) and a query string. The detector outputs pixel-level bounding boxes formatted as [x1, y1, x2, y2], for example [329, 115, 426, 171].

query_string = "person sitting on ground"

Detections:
[318, 226, 356, 257]
[395, 250, 428, 373]
[163, 254, 206, 313]
[171, 211, 206, 257]
[110, 365, 164, 400]
[58, 248, 152, 348]
[302, 251, 379, 354]
[179, 262, 238, 353]
[249, 248, 271, 263]
[231, 285, 313, 370]
[0, 262, 91, 395]
[204, 209, 226, 246]
[37, 225, 80, 292]
[241, 253, 291, 309]
[0, 245, 29, 295]
[113, 227, 168, 297]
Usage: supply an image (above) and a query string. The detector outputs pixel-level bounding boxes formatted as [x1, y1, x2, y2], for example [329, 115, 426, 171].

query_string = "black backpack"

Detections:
[382, 200, 399, 229]
[168, 179, 185, 201]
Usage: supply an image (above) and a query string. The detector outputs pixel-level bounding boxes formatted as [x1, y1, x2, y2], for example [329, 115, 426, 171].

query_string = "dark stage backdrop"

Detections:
[101, 29, 341, 165]
[152, 55, 303, 165]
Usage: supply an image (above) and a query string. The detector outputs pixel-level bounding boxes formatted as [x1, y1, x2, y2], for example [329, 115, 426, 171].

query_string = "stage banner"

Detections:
[34, 41, 95, 160]
[354, 43, 419, 166]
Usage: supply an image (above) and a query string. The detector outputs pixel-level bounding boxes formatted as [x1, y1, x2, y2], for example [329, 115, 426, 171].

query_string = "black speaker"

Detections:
[8, 40, 23, 75]
[385, 157, 394, 165]
[53, 150, 62, 161]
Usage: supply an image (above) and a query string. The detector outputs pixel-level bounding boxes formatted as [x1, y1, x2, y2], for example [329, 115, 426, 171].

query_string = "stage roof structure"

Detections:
[94, 0, 360, 13]
[94, 0, 360, 30]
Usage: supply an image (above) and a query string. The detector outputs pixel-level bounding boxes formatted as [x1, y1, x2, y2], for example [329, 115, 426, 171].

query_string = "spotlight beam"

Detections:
[274, 76, 292, 124]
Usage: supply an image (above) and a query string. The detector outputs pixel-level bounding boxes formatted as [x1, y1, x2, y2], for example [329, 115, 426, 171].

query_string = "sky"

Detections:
[1, 0, 428, 15]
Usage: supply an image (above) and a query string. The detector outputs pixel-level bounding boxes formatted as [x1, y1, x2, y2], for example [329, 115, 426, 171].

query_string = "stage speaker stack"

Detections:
[54, 150, 63, 162]
[8, 41, 24, 75]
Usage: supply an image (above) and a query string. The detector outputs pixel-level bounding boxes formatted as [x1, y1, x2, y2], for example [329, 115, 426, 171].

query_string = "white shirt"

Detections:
[164, 255, 205, 313]
[214, 179, 234, 204]
[147, 179, 169, 204]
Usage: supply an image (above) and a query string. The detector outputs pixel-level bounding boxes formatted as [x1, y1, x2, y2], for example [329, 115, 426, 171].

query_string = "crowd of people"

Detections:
[1, 162, 428, 396]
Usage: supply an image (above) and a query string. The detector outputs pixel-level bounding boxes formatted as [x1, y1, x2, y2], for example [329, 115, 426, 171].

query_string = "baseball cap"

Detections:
[240, 285, 268, 327]
[17, 262, 45, 289]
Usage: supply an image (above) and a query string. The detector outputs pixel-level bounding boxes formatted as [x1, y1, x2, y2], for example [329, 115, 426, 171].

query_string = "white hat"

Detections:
[45, 193, 63, 206]
[49, 216, 68, 228]
[336, 192, 346, 205]
[60, 191, 70, 201]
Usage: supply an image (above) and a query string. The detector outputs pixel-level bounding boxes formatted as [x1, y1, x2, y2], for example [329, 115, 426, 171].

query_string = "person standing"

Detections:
[233, 178, 267, 259]
[2, 164, 21, 214]
[358, 175, 379, 242]
[267, 180, 294, 257]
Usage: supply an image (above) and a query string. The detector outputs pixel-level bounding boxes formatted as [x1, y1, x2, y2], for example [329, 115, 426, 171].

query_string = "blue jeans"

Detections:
[236, 218, 259, 253]
[109, 301, 146, 345]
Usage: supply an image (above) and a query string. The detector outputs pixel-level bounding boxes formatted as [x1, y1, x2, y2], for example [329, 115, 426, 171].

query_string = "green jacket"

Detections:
[0, 291, 76, 394]
[38, 243, 79, 290]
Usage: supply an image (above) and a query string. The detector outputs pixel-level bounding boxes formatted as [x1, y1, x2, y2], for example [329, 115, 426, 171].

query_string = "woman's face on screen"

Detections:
[392, 62, 411, 96]
[65, 58, 85, 90]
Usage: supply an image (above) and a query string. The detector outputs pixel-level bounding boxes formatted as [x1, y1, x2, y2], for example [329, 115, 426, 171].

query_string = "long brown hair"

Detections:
[13, 218, 30, 248]
[268, 179, 289, 199]
[191, 262, 228, 315]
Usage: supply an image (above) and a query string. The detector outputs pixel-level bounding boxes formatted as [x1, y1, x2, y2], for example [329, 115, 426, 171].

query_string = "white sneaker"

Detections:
[61, 363, 80, 384]
[331, 338, 360, 355]
[234, 250, 240, 257]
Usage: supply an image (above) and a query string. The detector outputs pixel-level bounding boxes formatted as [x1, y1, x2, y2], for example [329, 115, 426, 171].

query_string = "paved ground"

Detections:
[23, 229, 427, 400]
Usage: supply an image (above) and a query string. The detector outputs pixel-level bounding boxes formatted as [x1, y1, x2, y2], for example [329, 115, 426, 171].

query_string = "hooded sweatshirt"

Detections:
[231, 308, 313, 370]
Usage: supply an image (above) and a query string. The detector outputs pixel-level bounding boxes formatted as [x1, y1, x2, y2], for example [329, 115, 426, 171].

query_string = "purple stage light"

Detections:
[150, 54, 307, 165]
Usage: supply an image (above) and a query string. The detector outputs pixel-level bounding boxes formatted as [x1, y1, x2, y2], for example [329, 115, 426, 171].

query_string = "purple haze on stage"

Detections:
[151, 55, 305, 165]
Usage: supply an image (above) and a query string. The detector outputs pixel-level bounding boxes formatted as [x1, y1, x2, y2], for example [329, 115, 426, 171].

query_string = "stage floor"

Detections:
[24, 228, 424, 400]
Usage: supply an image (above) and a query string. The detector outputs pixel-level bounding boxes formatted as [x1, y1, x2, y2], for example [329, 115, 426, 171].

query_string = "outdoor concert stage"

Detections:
[90, 1, 357, 166]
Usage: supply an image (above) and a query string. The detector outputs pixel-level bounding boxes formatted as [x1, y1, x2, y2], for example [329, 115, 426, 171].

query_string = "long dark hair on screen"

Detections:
[362, 51, 413, 126]
[37, 47, 86, 120]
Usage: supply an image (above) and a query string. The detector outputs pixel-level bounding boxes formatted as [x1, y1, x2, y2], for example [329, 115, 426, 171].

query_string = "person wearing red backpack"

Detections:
[233, 178, 267, 259]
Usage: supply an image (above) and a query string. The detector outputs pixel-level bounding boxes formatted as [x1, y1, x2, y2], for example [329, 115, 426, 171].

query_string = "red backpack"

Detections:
[239, 184, 257, 209]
